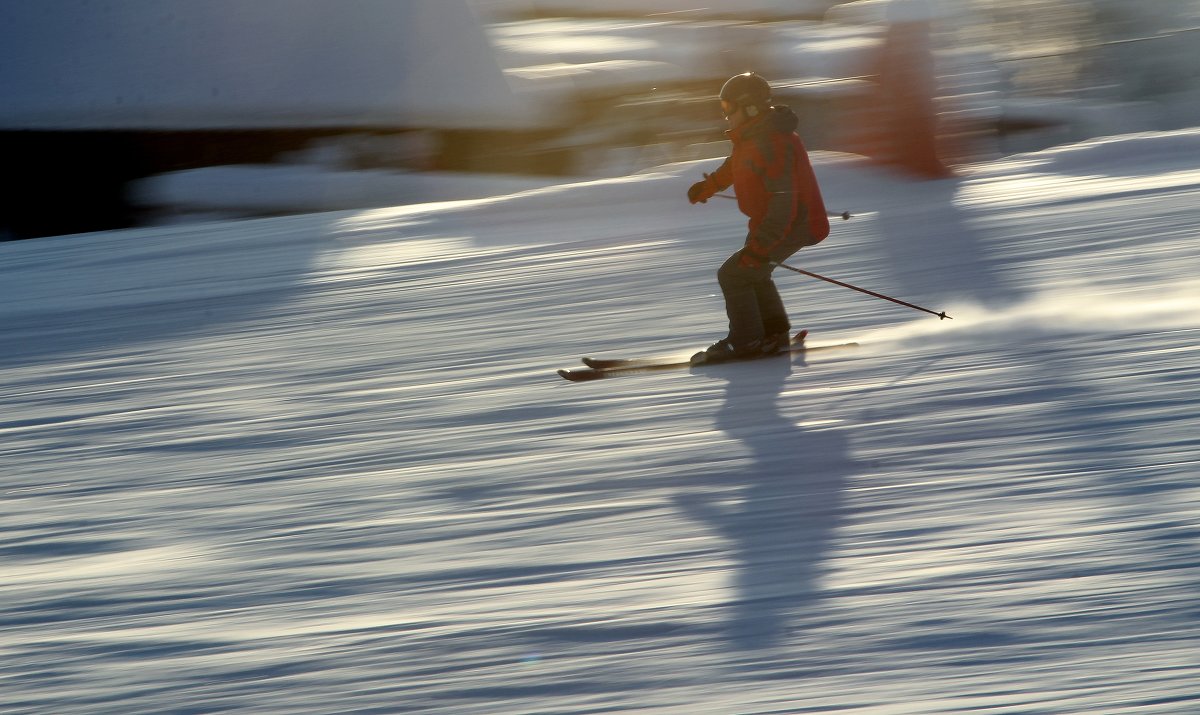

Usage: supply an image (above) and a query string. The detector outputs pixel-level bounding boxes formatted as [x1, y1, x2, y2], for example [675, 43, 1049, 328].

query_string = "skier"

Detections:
[687, 72, 830, 363]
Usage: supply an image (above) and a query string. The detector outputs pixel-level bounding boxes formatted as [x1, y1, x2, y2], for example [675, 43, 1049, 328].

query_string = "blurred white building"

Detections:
[4, 0, 1193, 238]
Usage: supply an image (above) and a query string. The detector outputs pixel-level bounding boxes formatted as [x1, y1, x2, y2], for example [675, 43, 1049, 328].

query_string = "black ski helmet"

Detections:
[719, 72, 771, 117]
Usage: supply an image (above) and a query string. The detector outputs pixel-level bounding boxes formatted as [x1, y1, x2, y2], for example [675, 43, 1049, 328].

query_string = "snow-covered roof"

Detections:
[0, 0, 549, 130]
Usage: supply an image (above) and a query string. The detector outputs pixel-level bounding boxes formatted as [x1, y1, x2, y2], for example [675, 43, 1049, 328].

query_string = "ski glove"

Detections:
[687, 174, 717, 204]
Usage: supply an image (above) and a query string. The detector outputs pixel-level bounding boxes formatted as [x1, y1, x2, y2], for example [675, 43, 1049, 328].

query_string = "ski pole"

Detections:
[711, 193, 851, 220]
[772, 261, 952, 320]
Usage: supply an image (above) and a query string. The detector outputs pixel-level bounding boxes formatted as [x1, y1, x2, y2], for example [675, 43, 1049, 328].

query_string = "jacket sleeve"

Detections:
[707, 157, 733, 192]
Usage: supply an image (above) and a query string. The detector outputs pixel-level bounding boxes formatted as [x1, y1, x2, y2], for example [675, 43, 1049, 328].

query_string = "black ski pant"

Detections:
[717, 249, 792, 348]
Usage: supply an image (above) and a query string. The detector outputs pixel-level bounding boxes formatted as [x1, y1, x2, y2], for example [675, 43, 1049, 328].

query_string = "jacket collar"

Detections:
[725, 113, 769, 144]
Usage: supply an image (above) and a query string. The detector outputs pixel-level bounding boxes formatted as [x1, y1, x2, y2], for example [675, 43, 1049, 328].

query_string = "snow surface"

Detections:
[4, 131, 1200, 714]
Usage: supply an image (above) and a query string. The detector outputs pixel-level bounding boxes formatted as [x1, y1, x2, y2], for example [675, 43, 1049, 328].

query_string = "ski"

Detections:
[582, 330, 809, 369]
[558, 331, 858, 382]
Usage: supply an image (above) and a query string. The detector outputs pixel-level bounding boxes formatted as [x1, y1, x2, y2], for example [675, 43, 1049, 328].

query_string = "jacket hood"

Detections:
[729, 104, 800, 142]
[767, 104, 799, 133]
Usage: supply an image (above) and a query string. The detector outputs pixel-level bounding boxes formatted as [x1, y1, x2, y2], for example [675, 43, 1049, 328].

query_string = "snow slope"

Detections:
[4, 131, 1200, 714]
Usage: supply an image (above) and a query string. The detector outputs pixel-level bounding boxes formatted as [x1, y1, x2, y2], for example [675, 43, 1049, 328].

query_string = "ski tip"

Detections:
[794, 329, 809, 343]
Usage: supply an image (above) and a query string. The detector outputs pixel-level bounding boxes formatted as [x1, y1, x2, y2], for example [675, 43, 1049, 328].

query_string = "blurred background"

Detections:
[2, 0, 1198, 239]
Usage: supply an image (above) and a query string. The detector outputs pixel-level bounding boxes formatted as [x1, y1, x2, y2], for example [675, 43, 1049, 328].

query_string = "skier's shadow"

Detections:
[677, 355, 856, 652]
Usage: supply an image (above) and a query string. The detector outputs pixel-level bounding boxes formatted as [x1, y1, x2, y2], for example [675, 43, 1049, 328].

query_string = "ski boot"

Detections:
[690, 337, 764, 365]
[760, 330, 792, 355]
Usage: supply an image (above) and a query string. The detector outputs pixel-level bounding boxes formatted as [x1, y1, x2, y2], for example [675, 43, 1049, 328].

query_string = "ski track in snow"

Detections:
[3, 134, 1200, 714]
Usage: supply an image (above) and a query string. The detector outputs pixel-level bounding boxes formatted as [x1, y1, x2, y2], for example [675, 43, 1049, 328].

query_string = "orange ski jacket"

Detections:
[699, 105, 829, 264]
